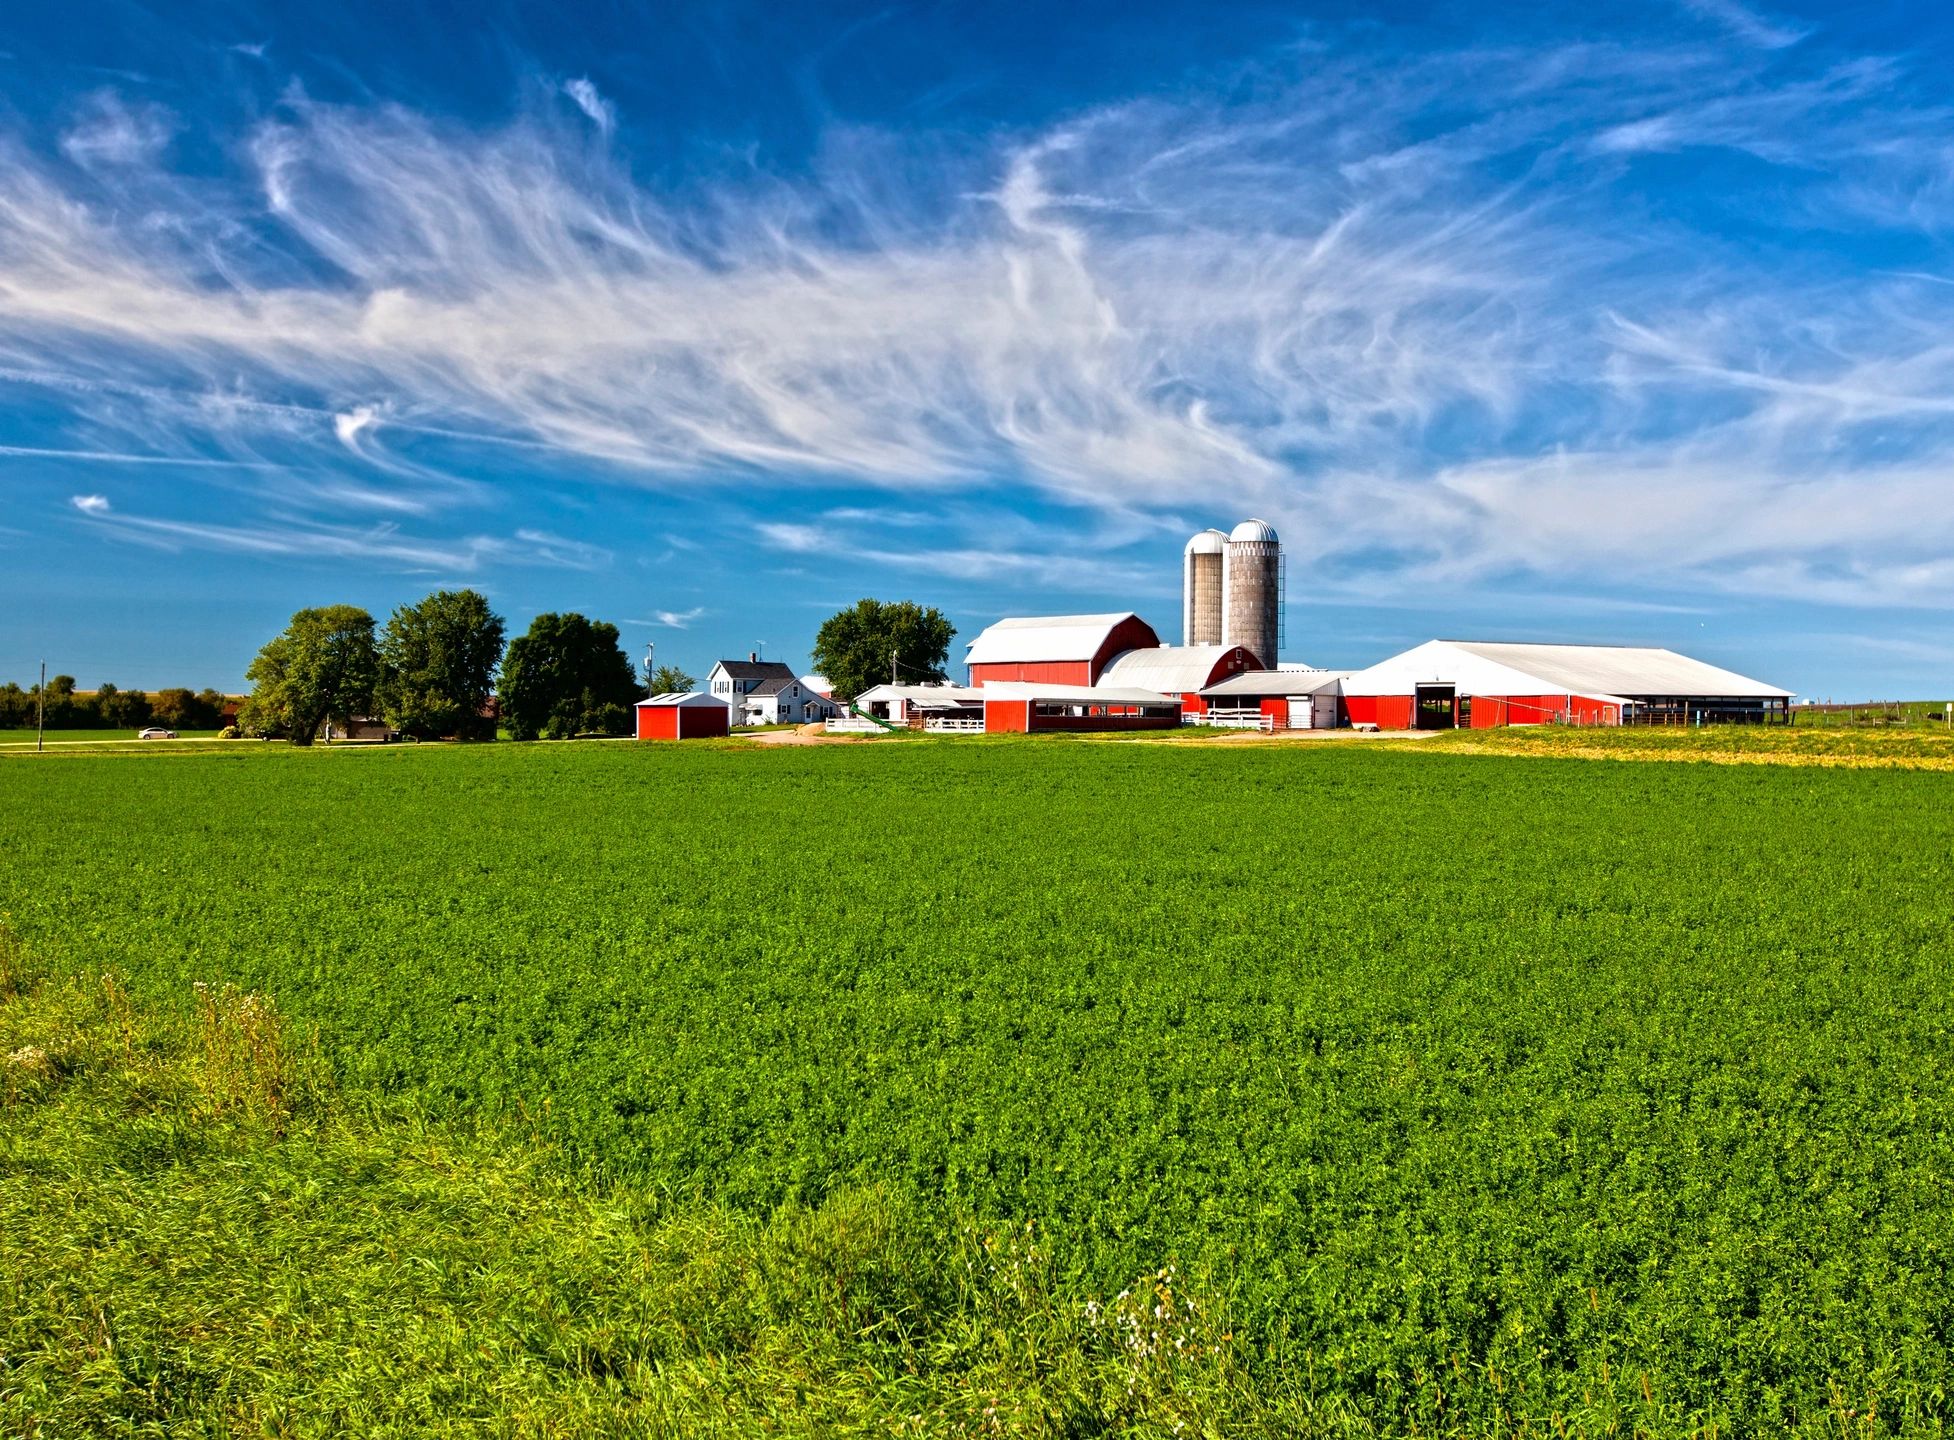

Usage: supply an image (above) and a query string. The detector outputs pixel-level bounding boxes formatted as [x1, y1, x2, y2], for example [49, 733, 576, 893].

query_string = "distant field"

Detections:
[1405, 720, 1954, 769]
[2, 739, 1950, 1433]
[1794, 700, 1954, 728]
[0, 728, 225, 747]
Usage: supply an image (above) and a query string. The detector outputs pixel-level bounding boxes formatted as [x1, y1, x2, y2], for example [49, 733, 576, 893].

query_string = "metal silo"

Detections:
[1183, 529, 1227, 645]
[1223, 518, 1281, 669]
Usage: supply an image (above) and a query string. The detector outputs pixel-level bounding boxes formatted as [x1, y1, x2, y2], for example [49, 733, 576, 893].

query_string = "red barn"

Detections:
[978, 682, 1182, 733]
[963, 613, 1160, 687]
[1341, 641, 1792, 730]
[1098, 644, 1261, 715]
[634, 692, 731, 740]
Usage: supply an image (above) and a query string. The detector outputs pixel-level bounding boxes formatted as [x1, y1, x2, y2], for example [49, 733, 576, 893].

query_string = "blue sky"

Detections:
[2, 0, 1951, 699]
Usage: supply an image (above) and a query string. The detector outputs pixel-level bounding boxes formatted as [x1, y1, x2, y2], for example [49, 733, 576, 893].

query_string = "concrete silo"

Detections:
[1222, 518, 1281, 669]
[1182, 529, 1227, 645]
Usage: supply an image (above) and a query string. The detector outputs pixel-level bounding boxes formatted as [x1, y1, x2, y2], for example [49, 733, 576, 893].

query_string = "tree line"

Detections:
[0, 678, 231, 731]
[8, 592, 957, 742]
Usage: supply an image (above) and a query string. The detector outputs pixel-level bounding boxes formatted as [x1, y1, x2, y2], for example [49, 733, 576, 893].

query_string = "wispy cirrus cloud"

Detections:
[3, 20, 1954, 604]
[58, 90, 176, 168]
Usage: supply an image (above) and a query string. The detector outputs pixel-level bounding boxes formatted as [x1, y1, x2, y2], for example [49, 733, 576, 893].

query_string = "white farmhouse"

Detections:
[706, 655, 836, 726]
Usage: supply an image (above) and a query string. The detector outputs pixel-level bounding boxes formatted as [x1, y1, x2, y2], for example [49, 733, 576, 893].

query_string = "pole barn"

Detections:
[634, 693, 731, 740]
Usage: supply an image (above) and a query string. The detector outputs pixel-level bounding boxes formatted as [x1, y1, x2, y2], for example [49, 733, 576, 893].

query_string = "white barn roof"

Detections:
[1098, 646, 1242, 695]
[979, 681, 1179, 706]
[1344, 641, 1790, 700]
[1202, 669, 1347, 698]
[634, 692, 730, 709]
[853, 683, 985, 706]
[964, 613, 1144, 666]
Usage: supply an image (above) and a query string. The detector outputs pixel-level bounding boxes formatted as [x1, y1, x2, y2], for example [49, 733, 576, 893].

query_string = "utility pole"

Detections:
[891, 646, 897, 686]
[643, 641, 655, 692]
[36, 660, 45, 753]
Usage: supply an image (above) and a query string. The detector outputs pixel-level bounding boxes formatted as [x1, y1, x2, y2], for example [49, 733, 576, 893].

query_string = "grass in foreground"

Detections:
[3, 740, 1951, 1434]
[1, 944, 1274, 1437]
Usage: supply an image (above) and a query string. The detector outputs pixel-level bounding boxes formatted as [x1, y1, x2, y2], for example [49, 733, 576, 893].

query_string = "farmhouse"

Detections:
[1341, 641, 1793, 730]
[634, 692, 730, 740]
[706, 655, 835, 725]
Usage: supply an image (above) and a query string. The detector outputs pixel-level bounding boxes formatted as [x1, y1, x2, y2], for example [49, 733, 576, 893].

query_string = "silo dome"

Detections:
[1184, 528, 1227, 555]
[1230, 518, 1279, 544]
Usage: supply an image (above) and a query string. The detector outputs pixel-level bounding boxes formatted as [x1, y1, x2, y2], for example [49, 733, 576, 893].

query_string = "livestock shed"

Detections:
[634, 692, 731, 740]
[850, 682, 986, 731]
[964, 613, 1161, 687]
[1098, 644, 1260, 714]
[978, 682, 1182, 734]
[1198, 670, 1348, 729]
[1341, 641, 1793, 730]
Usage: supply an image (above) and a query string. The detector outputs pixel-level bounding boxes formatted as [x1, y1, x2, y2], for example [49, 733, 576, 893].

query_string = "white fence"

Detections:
[824, 715, 886, 734]
[923, 716, 984, 732]
[1193, 711, 1275, 732]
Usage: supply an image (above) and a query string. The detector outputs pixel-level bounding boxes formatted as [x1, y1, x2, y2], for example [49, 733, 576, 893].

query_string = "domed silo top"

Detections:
[1184, 529, 1228, 555]
[1230, 518, 1279, 545]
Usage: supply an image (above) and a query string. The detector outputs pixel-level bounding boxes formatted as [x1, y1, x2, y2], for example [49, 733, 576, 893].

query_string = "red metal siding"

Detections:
[1260, 697, 1288, 727]
[1027, 709, 1178, 733]
[637, 705, 728, 740]
[1181, 693, 1209, 716]
[680, 706, 728, 738]
[1086, 616, 1164, 683]
[969, 660, 1095, 687]
[984, 700, 1031, 733]
[1344, 695, 1414, 728]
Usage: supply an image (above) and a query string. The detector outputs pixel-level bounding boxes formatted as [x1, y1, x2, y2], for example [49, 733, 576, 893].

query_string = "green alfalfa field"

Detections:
[2, 736, 1951, 1436]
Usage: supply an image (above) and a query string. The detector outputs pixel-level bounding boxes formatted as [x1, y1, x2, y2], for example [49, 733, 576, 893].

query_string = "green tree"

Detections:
[39, 675, 81, 729]
[499, 613, 638, 741]
[152, 688, 223, 731]
[377, 590, 506, 741]
[811, 599, 955, 702]
[241, 606, 382, 746]
[94, 682, 152, 730]
[646, 664, 696, 696]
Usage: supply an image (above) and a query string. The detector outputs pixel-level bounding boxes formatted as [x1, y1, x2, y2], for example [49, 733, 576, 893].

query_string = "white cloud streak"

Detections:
[3, 32, 1954, 602]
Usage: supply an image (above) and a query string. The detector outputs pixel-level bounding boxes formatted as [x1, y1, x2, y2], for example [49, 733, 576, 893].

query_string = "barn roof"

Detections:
[853, 683, 985, 706]
[1099, 645, 1253, 695]
[963, 613, 1152, 666]
[978, 681, 1180, 706]
[1202, 669, 1348, 698]
[1344, 640, 1789, 700]
[635, 692, 730, 708]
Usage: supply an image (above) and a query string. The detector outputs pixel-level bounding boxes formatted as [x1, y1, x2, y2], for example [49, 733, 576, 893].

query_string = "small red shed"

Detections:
[634, 692, 731, 740]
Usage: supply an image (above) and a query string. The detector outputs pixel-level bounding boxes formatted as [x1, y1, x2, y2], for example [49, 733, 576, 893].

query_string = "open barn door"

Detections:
[1415, 684, 1457, 730]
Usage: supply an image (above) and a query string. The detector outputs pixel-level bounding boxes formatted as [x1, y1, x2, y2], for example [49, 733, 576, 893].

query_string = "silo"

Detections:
[1183, 529, 1227, 645]
[1222, 518, 1280, 669]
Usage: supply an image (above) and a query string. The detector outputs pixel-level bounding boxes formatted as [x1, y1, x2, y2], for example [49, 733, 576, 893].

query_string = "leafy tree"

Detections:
[811, 599, 955, 702]
[646, 664, 697, 696]
[151, 688, 223, 731]
[499, 613, 638, 741]
[39, 675, 81, 729]
[242, 606, 382, 746]
[94, 682, 152, 730]
[0, 683, 30, 729]
[377, 590, 506, 740]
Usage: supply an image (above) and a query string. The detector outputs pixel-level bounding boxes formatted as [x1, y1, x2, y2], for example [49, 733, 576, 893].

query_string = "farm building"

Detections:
[963, 613, 1161, 687]
[706, 655, 834, 725]
[1197, 670, 1349, 729]
[977, 682, 1183, 734]
[1342, 641, 1793, 729]
[634, 692, 731, 740]
[1097, 645, 1261, 714]
[850, 682, 986, 730]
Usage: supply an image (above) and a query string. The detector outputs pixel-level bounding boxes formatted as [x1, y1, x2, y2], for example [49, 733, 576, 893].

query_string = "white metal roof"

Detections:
[979, 681, 1180, 706]
[1098, 646, 1241, 695]
[852, 682, 986, 706]
[634, 692, 730, 709]
[1184, 528, 1228, 555]
[1202, 669, 1348, 698]
[1343, 640, 1790, 699]
[964, 613, 1146, 666]
[1230, 518, 1279, 544]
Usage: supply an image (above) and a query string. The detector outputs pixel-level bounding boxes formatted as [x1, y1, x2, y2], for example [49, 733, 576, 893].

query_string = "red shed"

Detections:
[634, 692, 731, 740]
[963, 613, 1161, 687]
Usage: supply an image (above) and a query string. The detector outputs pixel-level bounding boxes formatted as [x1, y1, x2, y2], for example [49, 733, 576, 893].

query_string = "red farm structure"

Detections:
[634, 692, 731, 740]
[1341, 641, 1792, 730]
[977, 683, 1183, 734]
[962, 613, 1161, 687]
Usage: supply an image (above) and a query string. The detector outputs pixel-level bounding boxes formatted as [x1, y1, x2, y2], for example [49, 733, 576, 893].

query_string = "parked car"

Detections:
[137, 727, 178, 740]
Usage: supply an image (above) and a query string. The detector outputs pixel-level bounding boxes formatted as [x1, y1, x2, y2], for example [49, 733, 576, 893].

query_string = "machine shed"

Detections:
[1342, 640, 1792, 729]
[1199, 669, 1348, 729]
[634, 692, 732, 740]
[964, 613, 1161, 687]
[978, 682, 1182, 734]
